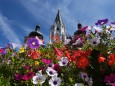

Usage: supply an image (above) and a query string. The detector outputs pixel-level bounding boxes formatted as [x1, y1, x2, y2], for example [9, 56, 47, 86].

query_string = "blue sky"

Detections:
[0, 0, 115, 47]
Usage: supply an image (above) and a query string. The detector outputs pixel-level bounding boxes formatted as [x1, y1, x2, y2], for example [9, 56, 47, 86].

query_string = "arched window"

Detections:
[57, 28, 59, 30]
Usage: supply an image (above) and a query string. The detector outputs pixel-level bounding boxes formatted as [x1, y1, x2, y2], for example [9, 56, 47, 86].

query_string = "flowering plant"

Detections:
[0, 19, 115, 86]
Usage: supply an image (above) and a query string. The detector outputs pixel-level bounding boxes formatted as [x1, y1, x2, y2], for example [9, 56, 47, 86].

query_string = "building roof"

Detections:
[29, 25, 43, 39]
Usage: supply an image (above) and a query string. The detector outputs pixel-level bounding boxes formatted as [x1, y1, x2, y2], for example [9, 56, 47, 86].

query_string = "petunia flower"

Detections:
[104, 74, 115, 83]
[32, 73, 46, 85]
[49, 76, 61, 86]
[95, 18, 108, 25]
[10, 43, 20, 49]
[46, 67, 58, 77]
[79, 72, 89, 82]
[42, 59, 52, 65]
[89, 38, 100, 46]
[22, 71, 34, 81]
[27, 38, 39, 49]
[93, 26, 103, 33]
[53, 64, 61, 73]
[81, 26, 88, 31]
[14, 73, 23, 81]
[58, 57, 68, 66]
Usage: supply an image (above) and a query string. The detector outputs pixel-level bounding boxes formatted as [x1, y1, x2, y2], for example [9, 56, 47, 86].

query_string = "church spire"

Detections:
[55, 9, 63, 26]
[50, 10, 66, 44]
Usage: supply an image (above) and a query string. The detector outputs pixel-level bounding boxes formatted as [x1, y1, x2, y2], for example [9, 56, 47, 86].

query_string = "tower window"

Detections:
[57, 28, 59, 30]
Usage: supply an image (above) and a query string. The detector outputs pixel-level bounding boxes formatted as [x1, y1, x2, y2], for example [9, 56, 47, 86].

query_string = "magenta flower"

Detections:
[95, 18, 108, 25]
[22, 71, 34, 81]
[27, 38, 39, 49]
[53, 64, 61, 73]
[42, 59, 52, 65]
[104, 74, 115, 83]
[14, 73, 23, 81]
[81, 26, 88, 31]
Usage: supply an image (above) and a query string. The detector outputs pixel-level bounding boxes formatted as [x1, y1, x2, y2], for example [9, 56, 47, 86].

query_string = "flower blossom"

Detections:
[42, 59, 52, 65]
[89, 38, 100, 46]
[79, 72, 89, 82]
[32, 73, 46, 85]
[19, 47, 25, 53]
[22, 71, 34, 81]
[27, 38, 39, 49]
[58, 57, 68, 66]
[46, 67, 58, 76]
[53, 64, 61, 73]
[14, 73, 23, 81]
[98, 54, 106, 63]
[27, 49, 41, 59]
[93, 26, 103, 33]
[76, 56, 90, 69]
[49, 76, 61, 86]
[95, 18, 108, 25]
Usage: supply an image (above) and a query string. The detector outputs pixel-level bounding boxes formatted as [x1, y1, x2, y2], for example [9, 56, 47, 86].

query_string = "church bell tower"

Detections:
[50, 10, 66, 44]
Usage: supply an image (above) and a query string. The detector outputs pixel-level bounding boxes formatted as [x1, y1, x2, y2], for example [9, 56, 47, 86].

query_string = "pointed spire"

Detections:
[55, 9, 63, 25]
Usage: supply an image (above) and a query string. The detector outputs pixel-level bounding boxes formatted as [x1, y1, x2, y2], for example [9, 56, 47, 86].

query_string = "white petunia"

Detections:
[46, 67, 58, 76]
[58, 57, 68, 66]
[93, 26, 103, 33]
[49, 76, 61, 86]
[32, 73, 46, 85]
[89, 38, 100, 46]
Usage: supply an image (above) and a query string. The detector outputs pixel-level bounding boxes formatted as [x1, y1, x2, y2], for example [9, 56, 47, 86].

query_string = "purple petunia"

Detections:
[95, 18, 108, 25]
[0, 48, 7, 55]
[27, 38, 39, 49]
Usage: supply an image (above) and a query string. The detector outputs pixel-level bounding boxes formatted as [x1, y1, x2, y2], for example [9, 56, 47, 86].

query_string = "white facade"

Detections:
[50, 10, 66, 44]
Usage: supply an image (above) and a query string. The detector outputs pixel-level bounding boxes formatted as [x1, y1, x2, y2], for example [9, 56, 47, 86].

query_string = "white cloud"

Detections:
[0, 13, 21, 44]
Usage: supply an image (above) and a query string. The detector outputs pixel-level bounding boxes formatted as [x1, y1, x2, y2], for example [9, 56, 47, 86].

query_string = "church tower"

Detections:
[50, 10, 66, 44]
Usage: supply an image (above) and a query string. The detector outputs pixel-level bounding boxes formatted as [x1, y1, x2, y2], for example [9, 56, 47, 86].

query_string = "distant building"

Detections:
[24, 25, 44, 45]
[49, 10, 66, 44]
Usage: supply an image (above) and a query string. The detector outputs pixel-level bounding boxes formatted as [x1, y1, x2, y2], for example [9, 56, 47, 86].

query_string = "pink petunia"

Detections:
[42, 59, 52, 64]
